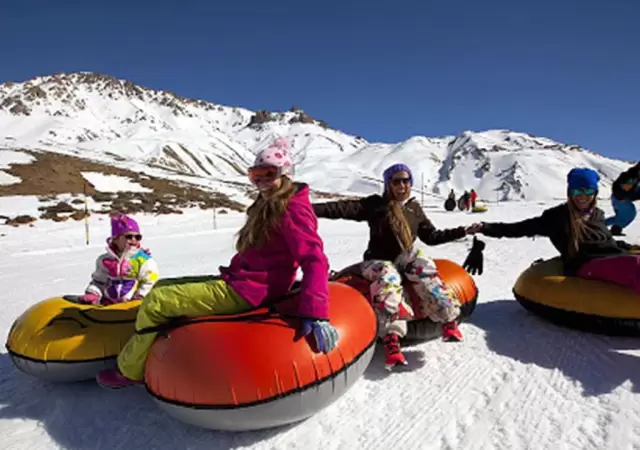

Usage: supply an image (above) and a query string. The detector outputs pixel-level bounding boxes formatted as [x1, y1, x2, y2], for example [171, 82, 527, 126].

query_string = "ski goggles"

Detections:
[569, 187, 596, 197]
[248, 166, 281, 184]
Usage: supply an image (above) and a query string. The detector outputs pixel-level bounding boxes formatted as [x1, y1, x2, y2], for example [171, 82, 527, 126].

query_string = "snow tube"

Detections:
[5, 296, 139, 382]
[472, 205, 488, 213]
[331, 259, 478, 341]
[144, 281, 377, 431]
[444, 198, 456, 211]
[458, 197, 467, 211]
[513, 257, 640, 336]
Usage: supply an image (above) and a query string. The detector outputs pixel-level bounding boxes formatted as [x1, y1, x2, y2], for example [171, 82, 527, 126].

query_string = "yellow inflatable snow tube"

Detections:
[513, 256, 640, 336]
[5, 295, 140, 382]
[472, 205, 488, 213]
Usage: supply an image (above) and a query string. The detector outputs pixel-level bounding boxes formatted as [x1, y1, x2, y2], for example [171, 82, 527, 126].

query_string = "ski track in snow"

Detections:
[0, 200, 639, 450]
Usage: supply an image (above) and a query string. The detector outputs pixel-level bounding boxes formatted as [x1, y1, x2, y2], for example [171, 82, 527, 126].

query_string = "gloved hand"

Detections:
[79, 292, 100, 304]
[102, 258, 131, 277]
[462, 236, 485, 275]
[301, 319, 339, 353]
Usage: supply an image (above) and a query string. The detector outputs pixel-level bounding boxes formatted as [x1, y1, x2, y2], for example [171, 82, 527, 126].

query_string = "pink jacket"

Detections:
[220, 183, 330, 320]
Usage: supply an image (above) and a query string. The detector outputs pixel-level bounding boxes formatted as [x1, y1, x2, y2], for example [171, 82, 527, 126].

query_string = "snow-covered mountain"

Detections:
[0, 72, 633, 204]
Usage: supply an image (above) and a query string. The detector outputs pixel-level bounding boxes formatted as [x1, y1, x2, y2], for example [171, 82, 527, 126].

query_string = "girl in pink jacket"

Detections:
[97, 137, 339, 389]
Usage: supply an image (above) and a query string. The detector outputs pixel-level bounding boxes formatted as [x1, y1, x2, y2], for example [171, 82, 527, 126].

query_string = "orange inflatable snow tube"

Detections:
[143, 281, 377, 431]
[332, 258, 479, 341]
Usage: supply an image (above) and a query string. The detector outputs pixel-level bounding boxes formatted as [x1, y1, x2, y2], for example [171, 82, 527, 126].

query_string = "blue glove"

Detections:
[301, 319, 339, 353]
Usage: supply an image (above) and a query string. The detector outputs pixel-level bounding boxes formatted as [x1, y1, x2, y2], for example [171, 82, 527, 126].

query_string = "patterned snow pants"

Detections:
[361, 246, 461, 338]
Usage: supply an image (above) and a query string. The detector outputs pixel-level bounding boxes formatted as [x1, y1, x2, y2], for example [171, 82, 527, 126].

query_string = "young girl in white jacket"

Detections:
[80, 213, 159, 305]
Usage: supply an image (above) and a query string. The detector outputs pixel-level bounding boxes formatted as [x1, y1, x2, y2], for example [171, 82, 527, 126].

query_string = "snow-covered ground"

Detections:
[80, 172, 153, 193]
[0, 150, 34, 186]
[1, 198, 639, 449]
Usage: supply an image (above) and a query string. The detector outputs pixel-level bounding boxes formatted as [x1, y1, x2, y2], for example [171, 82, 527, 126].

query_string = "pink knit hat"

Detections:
[252, 137, 294, 177]
[110, 213, 140, 238]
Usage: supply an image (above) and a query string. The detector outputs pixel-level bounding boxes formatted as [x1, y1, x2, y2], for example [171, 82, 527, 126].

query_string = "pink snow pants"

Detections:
[577, 255, 640, 296]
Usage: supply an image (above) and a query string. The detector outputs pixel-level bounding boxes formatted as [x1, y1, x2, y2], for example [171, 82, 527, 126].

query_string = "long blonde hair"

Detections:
[386, 194, 413, 252]
[236, 176, 297, 252]
[567, 196, 596, 256]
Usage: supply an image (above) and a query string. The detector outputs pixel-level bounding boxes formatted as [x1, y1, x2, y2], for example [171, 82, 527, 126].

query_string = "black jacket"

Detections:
[612, 164, 640, 201]
[482, 203, 630, 274]
[312, 195, 466, 262]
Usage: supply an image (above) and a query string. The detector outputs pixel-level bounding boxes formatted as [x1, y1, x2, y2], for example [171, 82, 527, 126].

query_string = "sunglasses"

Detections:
[124, 233, 142, 241]
[391, 177, 411, 186]
[569, 188, 596, 197]
[248, 166, 281, 184]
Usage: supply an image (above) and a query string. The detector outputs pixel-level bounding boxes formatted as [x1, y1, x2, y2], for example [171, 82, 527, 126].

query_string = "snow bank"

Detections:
[80, 172, 153, 193]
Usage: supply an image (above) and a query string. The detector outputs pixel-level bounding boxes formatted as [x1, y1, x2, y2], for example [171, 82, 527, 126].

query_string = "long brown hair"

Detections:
[567, 195, 596, 256]
[236, 176, 297, 252]
[385, 193, 414, 252]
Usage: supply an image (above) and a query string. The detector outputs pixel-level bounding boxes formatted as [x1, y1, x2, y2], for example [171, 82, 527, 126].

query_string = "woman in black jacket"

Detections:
[479, 167, 639, 294]
[313, 163, 481, 371]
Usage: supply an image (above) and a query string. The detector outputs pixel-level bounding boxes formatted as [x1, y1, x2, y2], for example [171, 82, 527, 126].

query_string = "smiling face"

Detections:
[388, 170, 412, 201]
[569, 187, 596, 211]
[112, 232, 142, 254]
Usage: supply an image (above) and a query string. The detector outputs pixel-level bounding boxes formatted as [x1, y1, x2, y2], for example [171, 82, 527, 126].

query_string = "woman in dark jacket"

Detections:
[479, 167, 640, 293]
[313, 163, 481, 371]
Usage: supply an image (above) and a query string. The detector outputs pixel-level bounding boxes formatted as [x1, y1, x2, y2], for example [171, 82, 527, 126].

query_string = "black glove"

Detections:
[463, 236, 485, 275]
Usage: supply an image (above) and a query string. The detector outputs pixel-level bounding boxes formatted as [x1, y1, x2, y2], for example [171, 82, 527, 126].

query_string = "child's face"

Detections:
[114, 232, 142, 252]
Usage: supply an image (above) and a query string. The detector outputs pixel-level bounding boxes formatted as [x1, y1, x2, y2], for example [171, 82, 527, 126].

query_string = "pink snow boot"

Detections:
[96, 368, 141, 389]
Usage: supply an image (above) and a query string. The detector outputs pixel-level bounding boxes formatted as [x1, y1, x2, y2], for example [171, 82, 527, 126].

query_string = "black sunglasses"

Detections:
[124, 234, 142, 241]
[391, 177, 411, 186]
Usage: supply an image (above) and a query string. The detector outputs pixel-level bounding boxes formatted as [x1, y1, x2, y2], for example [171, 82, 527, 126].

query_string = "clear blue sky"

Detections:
[1, 0, 638, 161]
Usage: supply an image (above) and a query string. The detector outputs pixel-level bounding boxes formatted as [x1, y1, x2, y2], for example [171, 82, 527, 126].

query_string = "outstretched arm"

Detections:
[415, 207, 467, 245]
[481, 209, 555, 239]
[312, 197, 369, 221]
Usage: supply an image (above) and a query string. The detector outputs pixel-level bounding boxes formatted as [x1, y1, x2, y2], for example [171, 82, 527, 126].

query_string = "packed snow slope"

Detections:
[0, 72, 634, 202]
[0, 198, 639, 449]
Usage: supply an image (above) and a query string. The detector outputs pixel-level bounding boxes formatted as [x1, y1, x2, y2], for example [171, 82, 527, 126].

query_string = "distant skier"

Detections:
[470, 189, 478, 208]
[444, 189, 456, 211]
[604, 162, 640, 235]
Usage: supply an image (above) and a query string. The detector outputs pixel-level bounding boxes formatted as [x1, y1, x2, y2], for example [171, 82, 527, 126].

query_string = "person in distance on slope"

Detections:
[79, 213, 159, 305]
[604, 162, 640, 235]
[96, 137, 339, 389]
[478, 167, 640, 294]
[312, 163, 483, 371]
[470, 189, 478, 209]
